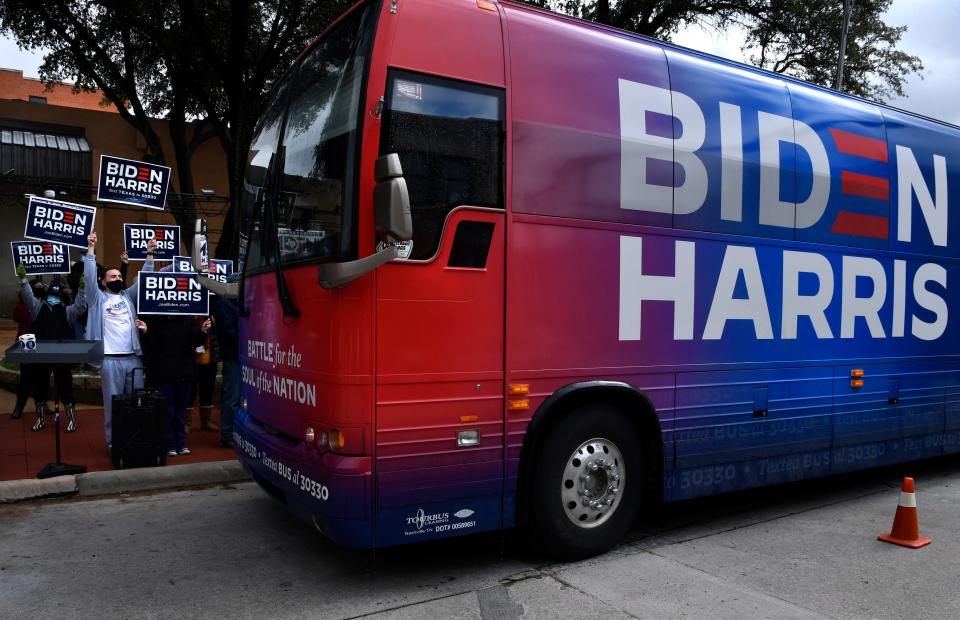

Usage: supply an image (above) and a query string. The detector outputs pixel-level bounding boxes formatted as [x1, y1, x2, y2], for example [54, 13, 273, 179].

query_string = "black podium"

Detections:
[4, 340, 103, 479]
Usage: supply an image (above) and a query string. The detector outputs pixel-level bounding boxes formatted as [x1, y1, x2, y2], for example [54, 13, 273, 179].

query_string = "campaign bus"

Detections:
[230, 0, 960, 558]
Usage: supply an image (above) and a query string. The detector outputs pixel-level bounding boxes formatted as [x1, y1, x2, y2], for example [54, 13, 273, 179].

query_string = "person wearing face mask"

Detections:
[16, 268, 87, 432]
[81, 231, 156, 448]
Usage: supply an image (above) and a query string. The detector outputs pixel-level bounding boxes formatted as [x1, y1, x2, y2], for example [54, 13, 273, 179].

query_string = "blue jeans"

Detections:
[157, 382, 192, 452]
[220, 359, 240, 444]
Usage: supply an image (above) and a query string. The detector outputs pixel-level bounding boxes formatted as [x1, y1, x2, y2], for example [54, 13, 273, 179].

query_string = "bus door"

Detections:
[373, 70, 507, 544]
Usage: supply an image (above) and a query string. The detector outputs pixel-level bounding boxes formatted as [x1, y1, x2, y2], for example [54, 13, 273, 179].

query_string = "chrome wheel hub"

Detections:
[561, 437, 625, 528]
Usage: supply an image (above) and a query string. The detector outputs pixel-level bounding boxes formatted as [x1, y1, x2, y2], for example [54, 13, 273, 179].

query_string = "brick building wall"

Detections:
[0, 67, 116, 113]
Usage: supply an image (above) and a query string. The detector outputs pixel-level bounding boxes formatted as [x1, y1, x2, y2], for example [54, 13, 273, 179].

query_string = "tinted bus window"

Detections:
[380, 71, 505, 261]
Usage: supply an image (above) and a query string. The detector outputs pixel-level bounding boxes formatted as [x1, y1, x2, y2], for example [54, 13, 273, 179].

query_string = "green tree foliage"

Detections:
[0, 0, 353, 258]
[743, 0, 922, 101]
[517, 0, 921, 102]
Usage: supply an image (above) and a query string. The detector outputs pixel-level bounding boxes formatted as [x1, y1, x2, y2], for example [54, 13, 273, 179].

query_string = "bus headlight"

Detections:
[305, 427, 316, 444]
[318, 431, 329, 448]
[241, 398, 248, 412]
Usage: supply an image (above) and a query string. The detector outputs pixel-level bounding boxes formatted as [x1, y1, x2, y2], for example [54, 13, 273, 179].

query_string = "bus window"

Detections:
[240, 82, 289, 271]
[379, 71, 505, 261]
[242, 4, 375, 272]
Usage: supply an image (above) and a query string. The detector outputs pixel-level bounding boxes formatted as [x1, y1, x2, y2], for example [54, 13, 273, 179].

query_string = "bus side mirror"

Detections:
[374, 153, 412, 242]
[317, 154, 412, 289]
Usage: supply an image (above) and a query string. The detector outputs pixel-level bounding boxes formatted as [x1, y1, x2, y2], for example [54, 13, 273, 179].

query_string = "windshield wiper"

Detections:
[263, 146, 300, 318]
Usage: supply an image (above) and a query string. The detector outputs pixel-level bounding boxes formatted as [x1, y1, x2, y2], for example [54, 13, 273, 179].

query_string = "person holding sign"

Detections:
[16, 268, 87, 432]
[81, 231, 155, 448]
[138, 314, 210, 456]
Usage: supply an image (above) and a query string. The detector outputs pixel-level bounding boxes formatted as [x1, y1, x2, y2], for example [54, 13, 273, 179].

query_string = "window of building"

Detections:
[28, 96, 47, 104]
[380, 71, 505, 261]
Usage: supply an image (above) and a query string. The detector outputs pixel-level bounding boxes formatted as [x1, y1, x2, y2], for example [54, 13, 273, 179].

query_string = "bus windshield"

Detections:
[241, 3, 375, 272]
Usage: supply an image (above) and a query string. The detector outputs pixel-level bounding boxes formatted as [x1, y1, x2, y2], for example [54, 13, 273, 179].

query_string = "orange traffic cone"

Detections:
[878, 477, 931, 548]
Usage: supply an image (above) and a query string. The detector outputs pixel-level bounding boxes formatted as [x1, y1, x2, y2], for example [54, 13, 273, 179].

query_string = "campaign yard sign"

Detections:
[137, 271, 209, 315]
[124, 224, 180, 261]
[10, 241, 70, 276]
[24, 197, 96, 249]
[209, 259, 234, 284]
[97, 155, 171, 210]
[172, 255, 195, 273]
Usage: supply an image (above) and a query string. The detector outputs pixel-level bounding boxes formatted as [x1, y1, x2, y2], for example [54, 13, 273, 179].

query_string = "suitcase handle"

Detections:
[123, 366, 147, 395]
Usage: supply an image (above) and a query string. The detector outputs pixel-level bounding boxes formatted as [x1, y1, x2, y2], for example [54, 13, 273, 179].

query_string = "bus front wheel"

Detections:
[529, 404, 643, 559]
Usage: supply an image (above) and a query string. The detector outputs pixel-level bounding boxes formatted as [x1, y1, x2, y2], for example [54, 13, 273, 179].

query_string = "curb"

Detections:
[0, 459, 248, 503]
[0, 475, 77, 502]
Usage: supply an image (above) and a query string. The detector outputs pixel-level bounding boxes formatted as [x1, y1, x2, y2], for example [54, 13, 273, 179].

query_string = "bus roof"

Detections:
[499, 0, 956, 131]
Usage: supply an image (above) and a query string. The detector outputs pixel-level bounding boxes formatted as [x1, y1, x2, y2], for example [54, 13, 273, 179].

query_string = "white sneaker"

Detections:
[166, 450, 177, 457]
[178, 448, 191, 455]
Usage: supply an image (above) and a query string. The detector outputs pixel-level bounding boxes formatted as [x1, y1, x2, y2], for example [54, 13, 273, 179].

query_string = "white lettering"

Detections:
[912, 263, 947, 340]
[619, 79, 674, 214]
[841, 256, 887, 338]
[781, 251, 833, 339]
[896, 146, 948, 247]
[719, 102, 743, 222]
[758, 114, 830, 229]
[892, 260, 907, 337]
[619, 237, 695, 340]
[619, 80, 707, 215]
[758, 111, 796, 229]
[703, 245, 773, 340]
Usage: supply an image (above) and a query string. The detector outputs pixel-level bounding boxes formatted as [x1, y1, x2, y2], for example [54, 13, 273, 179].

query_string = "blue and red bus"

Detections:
[228, 0, 959, 558]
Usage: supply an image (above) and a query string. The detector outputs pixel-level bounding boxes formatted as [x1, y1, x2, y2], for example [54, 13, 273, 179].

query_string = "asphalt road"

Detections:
[2, 456, 959, 619]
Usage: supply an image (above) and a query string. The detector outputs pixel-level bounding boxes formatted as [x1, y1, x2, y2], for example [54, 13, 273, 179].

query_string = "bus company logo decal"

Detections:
[404, 508, 449, 535]
[454, 509, 475, 519]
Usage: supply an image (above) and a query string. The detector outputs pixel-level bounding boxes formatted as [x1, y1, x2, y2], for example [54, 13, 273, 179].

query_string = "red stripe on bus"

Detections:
[830, 211, 889, 239]
[841, 170, 889, 200]
[829, 128, 888, 161]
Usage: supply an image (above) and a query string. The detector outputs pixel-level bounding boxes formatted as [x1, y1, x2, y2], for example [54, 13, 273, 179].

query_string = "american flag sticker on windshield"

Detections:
[396, 80, 422, 100]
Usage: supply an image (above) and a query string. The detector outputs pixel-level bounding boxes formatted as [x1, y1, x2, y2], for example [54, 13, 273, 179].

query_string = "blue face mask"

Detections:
[47, 296, 61, 306]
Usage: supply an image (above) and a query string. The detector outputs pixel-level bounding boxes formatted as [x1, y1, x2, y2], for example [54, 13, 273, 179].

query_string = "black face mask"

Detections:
[105, 280, 125, 294]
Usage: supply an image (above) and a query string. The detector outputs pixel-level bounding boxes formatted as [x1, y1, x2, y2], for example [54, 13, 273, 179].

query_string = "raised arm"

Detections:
[66, 276, 88, 324]
[120, 251, 129, 285]
[83, 232, 102, 308]
[18, 279, 42, 319]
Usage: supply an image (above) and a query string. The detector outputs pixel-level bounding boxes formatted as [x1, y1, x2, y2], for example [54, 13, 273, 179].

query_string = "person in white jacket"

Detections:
[81, 231, 155, 448]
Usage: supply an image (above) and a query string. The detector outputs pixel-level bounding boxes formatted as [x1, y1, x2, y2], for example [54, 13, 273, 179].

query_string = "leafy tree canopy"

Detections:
[0, 0, 353, 257]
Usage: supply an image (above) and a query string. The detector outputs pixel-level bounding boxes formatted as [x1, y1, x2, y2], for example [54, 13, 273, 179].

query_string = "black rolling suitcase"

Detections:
[111, 368, 167, 469]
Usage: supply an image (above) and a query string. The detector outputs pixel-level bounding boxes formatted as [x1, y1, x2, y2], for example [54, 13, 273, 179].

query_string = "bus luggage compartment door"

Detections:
[831, 362, 947, 472]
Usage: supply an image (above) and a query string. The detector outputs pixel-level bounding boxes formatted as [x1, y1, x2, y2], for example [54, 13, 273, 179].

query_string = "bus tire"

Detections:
[529, 403, 642, 560]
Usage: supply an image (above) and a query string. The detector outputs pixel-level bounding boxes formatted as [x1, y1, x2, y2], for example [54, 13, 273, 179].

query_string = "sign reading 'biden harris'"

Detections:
[137, 272, 209, 315]
[10, 241, 70, 275]
[123, 224, 180, 260]
[97, 155, 171, 210]
[24, 197, 96, 249]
